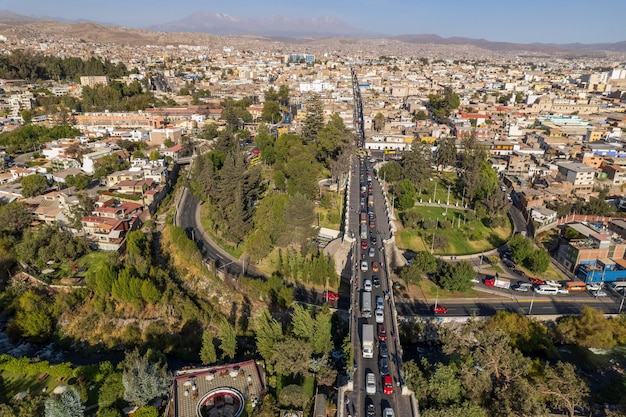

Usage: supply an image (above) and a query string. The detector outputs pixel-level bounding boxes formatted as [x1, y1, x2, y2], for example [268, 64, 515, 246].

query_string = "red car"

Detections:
[432, 305, 448, 314]
[323, 290, 339, 302]
[529, 277, 545, 286]
[377, 323, 387, 341]
[372, 262, 379, 272]
[361, 240, 368, 250]
[383, 375, 394, 395]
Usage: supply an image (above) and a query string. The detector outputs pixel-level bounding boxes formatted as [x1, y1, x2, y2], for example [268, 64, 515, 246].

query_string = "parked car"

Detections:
[383, 408, 395, 417]
[431, 305, 448, 314]
[512, 284, 528, 292]
[591, 290, 607, 297]
[557, 288, 569, 295]
[503, 259, 515, 268]
[377, 323, 387, 341]
[366, 373, 376, 395]
[529, 277, 545, 286]
[372, 275, 381, 288]
[323, 290, 339, 301]
[383, 375, 394, 394]
[379, 357, 389, 375]
[379, 341, 388, 358]
[587, 283, 603, 291]
[375, 308, 384, 323]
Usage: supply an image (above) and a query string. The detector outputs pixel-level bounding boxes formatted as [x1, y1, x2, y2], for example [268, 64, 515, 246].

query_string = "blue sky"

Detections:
[2, 0, 625, 44]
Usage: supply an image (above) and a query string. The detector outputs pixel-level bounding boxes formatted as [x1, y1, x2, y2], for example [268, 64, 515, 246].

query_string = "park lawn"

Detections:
[395, 206, 512, 255]
[516, 262, 565, 281]
[415, 277, 480, 299]
[417, 172, 466, 206]
[199, 204, 244, 259]
[0, 370, 69, 402]
[315, 190, 344, 230]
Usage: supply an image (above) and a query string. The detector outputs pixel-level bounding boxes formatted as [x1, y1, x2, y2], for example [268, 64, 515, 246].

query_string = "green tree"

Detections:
[402, 142, 432, 188]
[412, 251, 438, 274]
[0, 202, 32, 233]
[428, 363, 462, 406]
[529, 248, 550, 274]
[508, 234, 534, 264]
[402, 360, 429, 402]
[68, 191, 95, 229]
[64, 174, 91, 190]
[283, 193, 316, 246]
[540, 362, 589, 417]
[270, 337, 312, 377]
[373, 112, 385, 132]
[414, 110, 428, 121]
[301, 94, 324, 141]
[121, 349, 171, 407]
[434, 260, 474, 292]
[20, 175, 49, 197]
[98, 372, 124, 408]
[200, 330, 217, 365]
[132, 406, 159, 417]
[219, 319, 237, 361]
[556, 306, 619, 349]
[261, 100, 281, 123]
[44, 387, 83, 417]
[254, 308, 284, 361]
[378, 161, 402, 182]
[435, 137, 457, 172]
[278, 84, 290, 106]
[278, 384, 308, 410]
[97, 408, 122, 417]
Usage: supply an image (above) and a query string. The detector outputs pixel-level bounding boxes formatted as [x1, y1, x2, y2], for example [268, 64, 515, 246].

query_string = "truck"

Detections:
[360, 224, 368, 240]
[361, 291, 372, 318]
[483, 274, 510, 289]
[362, 324, 374, 359]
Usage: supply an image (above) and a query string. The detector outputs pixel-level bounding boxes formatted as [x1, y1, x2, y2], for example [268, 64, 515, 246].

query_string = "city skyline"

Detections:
[2, 0, 626, 45]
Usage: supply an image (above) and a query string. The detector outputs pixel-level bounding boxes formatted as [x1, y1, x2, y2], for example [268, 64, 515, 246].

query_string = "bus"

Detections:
[384, 149, 397, 155]
[564, 281, 587, 292]
[361, 291, 372, 318]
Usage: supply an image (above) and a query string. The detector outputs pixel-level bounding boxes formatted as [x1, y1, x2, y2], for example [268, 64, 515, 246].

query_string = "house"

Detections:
[556, 162, 596, 194]
[81, 215, 140, 252]
[530, 206, 557, 226]
[162, 143, 184, 160]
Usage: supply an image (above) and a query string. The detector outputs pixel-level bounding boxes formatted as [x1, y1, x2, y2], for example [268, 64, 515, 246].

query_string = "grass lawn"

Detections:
[412, 277, 481, 299]
[395, 206, 512, 255]
[515, 262, 565, 281]
[0, 370, 75, 403]
[316, 190, 344, 230]
[417, 172, 466, 206]
[199, 204, 243, 259]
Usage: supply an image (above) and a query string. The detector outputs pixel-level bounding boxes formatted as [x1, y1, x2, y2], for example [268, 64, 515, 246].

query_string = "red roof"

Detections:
[166, 144, 184, 152]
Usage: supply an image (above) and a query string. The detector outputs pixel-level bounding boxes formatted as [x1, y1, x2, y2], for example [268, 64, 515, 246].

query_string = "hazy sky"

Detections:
[2, 0, 625, 44]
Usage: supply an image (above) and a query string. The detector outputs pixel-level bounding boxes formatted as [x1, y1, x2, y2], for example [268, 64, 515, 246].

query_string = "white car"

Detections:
[557, 288, 569, 295]
[591, 290, 607, 297]
[361, 261, 369, 272]
[544, 280, 561, 288]
[364, 279, 372, 292]
[376, 296, 384, 310]
[366, 372, 376, 395]
[375, 308, 384, 323]
[383, 408, 395, 417]
[587, 283, 603, 291]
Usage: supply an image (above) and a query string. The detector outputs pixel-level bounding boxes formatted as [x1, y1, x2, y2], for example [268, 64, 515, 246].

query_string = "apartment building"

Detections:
[556, 161, 596, 193]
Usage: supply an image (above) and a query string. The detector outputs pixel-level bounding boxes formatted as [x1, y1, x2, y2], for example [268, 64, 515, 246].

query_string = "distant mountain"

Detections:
[0, 9, 39, 22]
[391, 34, 626, 53]
[149, 11, 374, 37]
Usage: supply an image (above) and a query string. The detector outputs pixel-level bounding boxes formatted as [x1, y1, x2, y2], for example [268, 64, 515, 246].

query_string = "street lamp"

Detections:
[528, 290, 535, 316]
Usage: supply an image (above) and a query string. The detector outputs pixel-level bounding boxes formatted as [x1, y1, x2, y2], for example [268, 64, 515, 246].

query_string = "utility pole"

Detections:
[445, 184, 451, 216]
[528, 290, 535, 316]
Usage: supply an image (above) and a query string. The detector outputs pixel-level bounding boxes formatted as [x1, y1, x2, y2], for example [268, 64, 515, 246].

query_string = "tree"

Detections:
[20, 175, 49, 197]
[278, 84, 290, 106]
[98, 372, 124, 408]
[540, 362, 589, 417]
[0, 202, 32, 233]
[428, 363, 462, 406]
[278, 384, 308, 410]
[435, 137, 457, 172]
[508, 234, 534, 264]
[402, 142, 432, 188]
[68, 191, 95, 229]
[261, 100, 281, 123]
[378, 161, 402, 182]
[283, 193, 316, 247]
[44, 387, 83, 417]
[402, 360, 429, 402]
[529, 248, 550, 274]
[373, 112, 385, 132]
[255, 308, 284, 361]
[64, 174, 91, 190]
[200, 330, 217, 365]
[132, 406, 159, 417]
[301, 94, 324, 141]
[219, 319, 237, 361]
[414, 110, 428, 121]
[556, 306, 619, 349]
[412, 251, 438, 274]
[434, 260, 474, 292]
[270, 337, 312, 377]
[121, 349, 171, 407]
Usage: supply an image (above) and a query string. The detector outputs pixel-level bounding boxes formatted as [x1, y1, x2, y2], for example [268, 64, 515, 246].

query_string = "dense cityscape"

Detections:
[0, 9, 626, 417]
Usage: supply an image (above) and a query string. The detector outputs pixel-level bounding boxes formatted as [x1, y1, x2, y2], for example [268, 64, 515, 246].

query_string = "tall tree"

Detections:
[436, 137, 457, 172]
[402, 142, 433, 188]
[261, 100, 281, 123]
[0, 202, 32, 233]
[254, 308, 284, 361]
[373, 112, 385, 132]
[301, 94, 324, 141]
[20, 175, 49, 197]
[460, 133, 488, 202]
[44, 387, 83, 417]
[121, 349, 171, 407]
[283, 193, 316, 247]
[200, 330, 217, 365]
[219, 319, 237, 361]
[540, 362, 589, 417]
